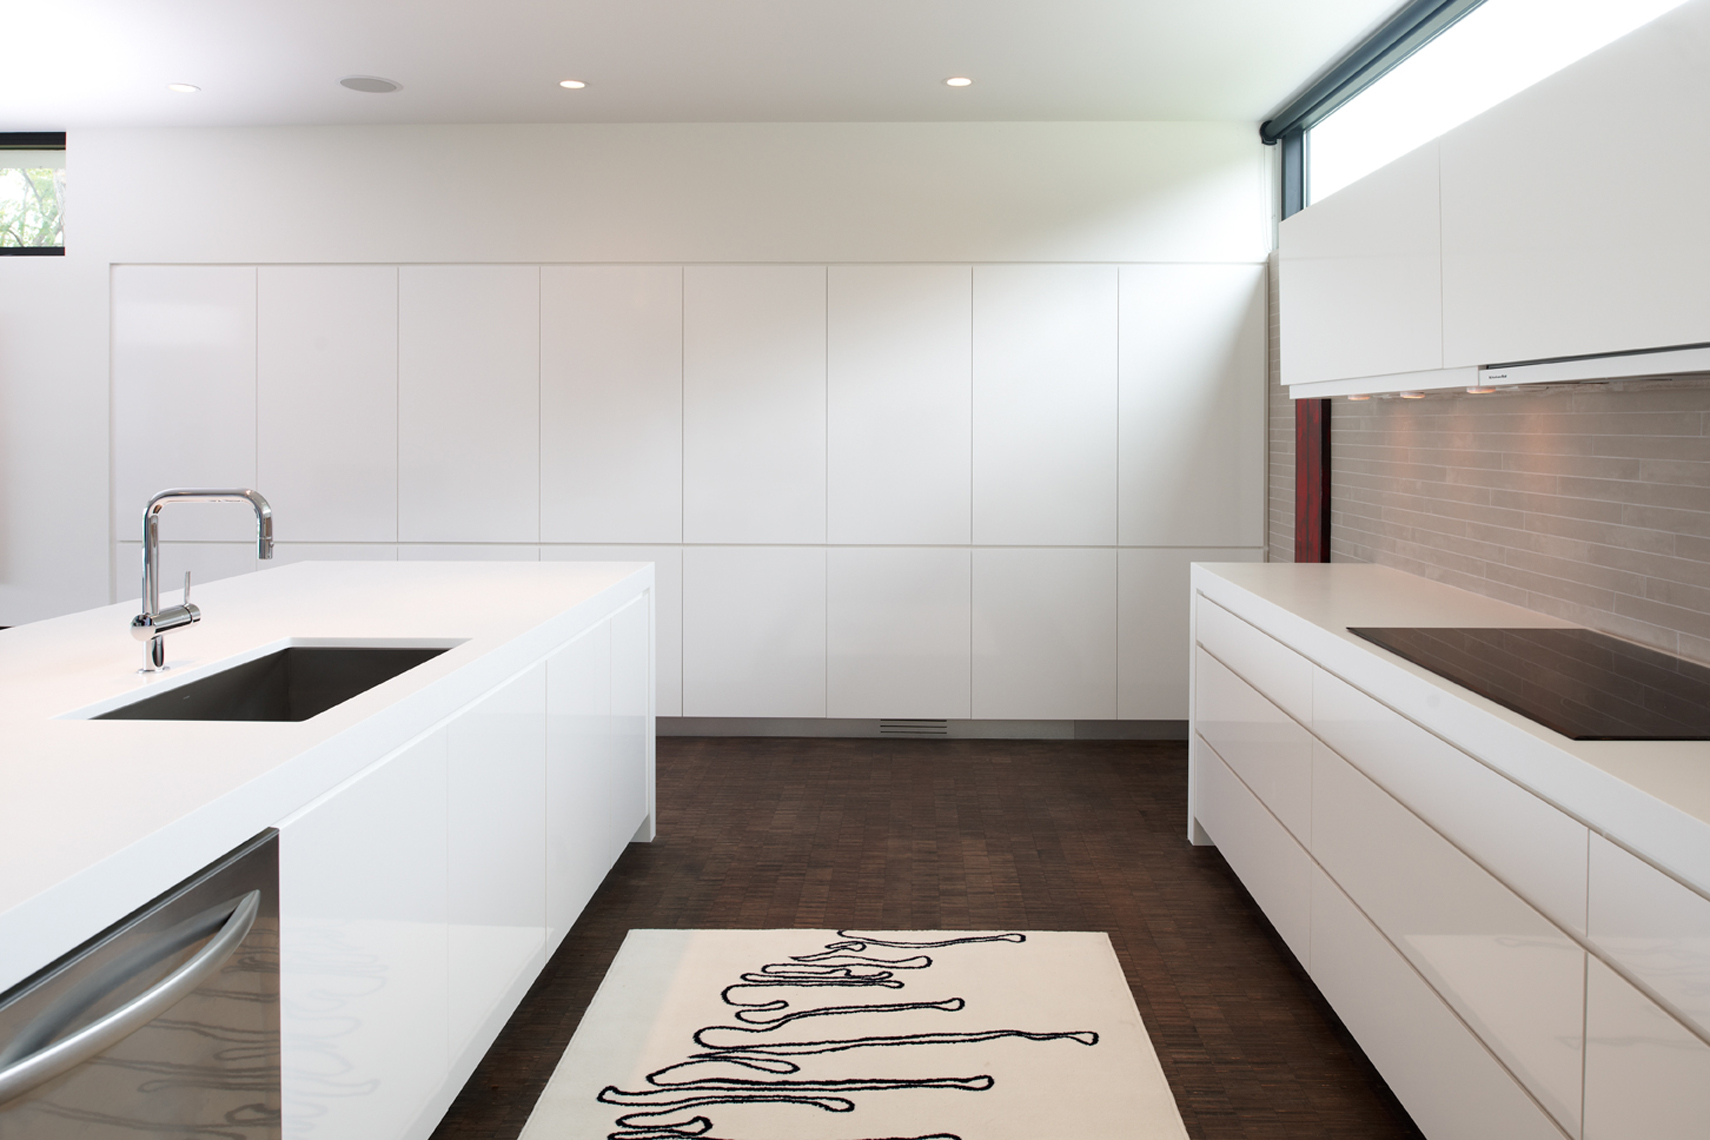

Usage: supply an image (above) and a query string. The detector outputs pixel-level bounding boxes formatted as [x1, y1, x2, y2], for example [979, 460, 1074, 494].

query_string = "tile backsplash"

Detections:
[1329, 378, 1710, 665]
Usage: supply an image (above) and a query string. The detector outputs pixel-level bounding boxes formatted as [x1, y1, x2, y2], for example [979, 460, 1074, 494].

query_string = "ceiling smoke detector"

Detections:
[340, 75, 402, 94]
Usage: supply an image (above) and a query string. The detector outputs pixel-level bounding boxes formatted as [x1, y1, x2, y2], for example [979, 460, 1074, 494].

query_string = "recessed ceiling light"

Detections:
[166, 83, 200, 94]
[944, 76, 973, 87]
[340, 75, 402, 94]
[559, 79, 587, 89]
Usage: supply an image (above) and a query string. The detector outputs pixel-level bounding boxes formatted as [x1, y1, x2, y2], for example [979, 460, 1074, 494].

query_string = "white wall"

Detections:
[3, 121, 1269, 719]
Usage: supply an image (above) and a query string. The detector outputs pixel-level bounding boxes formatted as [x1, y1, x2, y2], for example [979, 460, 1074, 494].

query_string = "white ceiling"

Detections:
[3, 0, 1404, 130]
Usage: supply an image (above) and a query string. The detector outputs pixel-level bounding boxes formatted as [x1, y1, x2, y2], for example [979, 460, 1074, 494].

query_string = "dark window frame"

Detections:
[0, 131, 67, 257]
[1265, 0, 1486, 218]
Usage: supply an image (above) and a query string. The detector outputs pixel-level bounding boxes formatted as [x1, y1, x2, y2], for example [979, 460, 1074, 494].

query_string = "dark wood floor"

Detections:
[430, 737, 1423, 1140]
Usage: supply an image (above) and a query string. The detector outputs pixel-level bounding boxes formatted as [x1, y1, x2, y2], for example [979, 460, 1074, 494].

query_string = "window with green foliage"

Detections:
[0, 136, 66, 254]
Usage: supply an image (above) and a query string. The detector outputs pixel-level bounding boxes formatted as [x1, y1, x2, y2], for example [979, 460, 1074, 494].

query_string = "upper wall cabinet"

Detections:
[541, 266, 683, 544]
[1279, 143, 1443, 387]
[683, 266, 827, 545]
[1439, 2, 1710, 367]
[112, 266, 259, 542]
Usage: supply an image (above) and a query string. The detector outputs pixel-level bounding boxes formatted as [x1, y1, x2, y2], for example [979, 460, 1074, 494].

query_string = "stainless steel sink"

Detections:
[96, 646, 448, 722]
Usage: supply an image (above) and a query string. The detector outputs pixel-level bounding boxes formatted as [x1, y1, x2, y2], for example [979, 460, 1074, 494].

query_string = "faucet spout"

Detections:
[135, 488, 275, 673]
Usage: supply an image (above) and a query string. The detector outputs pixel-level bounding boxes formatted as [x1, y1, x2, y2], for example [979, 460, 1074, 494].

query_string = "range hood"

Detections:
[1287, 341, 1710, 400]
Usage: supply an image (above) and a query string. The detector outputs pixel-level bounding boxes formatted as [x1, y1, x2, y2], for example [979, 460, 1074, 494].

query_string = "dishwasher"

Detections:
[0, 830, 279, 1138]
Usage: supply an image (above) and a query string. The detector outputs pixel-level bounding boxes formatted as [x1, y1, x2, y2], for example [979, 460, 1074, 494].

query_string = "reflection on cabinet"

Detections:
[1194, 744, 1311, 965]
[446, 662, 547, 1065]
[1588, 833, 1710, 1039]
[279, 596, 651, 1140]
[280, 730, 450, 1140]
[1584, 955, 1710, 1140]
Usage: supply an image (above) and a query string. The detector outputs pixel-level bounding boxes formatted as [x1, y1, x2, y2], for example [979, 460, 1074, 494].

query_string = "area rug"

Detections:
[519, 929, 1188, 1140]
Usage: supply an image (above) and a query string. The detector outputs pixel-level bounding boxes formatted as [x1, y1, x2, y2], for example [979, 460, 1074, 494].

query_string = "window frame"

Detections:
[0, 131, 67, 257]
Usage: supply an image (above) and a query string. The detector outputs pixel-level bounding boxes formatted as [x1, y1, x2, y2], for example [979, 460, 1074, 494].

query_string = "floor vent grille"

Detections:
[878, 719, 950, 737]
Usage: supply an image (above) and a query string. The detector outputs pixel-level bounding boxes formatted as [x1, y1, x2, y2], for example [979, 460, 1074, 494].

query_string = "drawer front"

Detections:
[1195, 595, 1312, 723]
[1309, 865, 1568, 1140]
[1195, 648, 1313, 844]
[1314, 742, 1585, 1134]
[1584, 955, 1710, 1140]
[1313, 666, 1589, 936]
[1196, 743, 1311, 967]
[1589, 834, 1710, 1040]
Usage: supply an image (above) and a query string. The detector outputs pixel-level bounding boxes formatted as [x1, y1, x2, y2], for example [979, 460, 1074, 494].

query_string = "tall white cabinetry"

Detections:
[113, 256, 1266, 724]
[278, 601, 652, 1140]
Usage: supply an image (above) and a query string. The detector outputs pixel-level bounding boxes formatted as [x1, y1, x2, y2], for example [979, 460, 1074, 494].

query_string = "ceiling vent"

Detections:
[879, 719, 949, 737]
[340, 76, 402, 94]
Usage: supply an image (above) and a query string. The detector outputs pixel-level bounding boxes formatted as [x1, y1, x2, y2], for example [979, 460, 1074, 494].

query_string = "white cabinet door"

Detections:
[545, 619, 613, 952]
[971, 547, 1115, 720]
[1588, 833, 1710, 1041]
[1119, 550, 1262, 721]
[683, 266, 827, 544]
[826, 265, 972, 545]
[1584, 955, 1710, 1140]
[1194, 595, 1312, 724]
[398, 265, 540, 543]
[446, 662, 547, 1065]
[1196, 745, 1311, 966]
[610, 594, 653, 842]
[541, 266, 683, 544]
[683, 546, 826, 717]
[1313, 741, 1585, 1133]
[258, 266, 399, 543]
[1308, 865, 1566, 1140]
[1117, 264, 1265, 547]
[112, 266, 258, 542]
[1194, 649, 1311, 845]
[1440, 2, 1710, 367]
[542, 545, 682, 717]
[280, 729, 449, 1140]
[971, 265, 1118, 546]
[1278, 143, 1442, 386]
[827, 546, 972, 719]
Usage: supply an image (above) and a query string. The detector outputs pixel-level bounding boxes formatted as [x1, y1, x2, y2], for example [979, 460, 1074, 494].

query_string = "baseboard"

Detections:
[657, 717, 1187, 741]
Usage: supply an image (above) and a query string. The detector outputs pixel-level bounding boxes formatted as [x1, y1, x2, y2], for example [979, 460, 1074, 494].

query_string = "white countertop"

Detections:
[0, 560, 651, 994]
[1194, 562, 1710, 896]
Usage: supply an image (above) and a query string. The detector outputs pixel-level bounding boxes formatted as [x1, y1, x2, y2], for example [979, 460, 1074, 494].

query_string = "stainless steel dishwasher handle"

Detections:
[0, 889, 260, 1106]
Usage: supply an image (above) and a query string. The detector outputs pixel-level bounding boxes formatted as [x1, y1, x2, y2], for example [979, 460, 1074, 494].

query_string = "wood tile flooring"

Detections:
[430, 737, 1423, 1139]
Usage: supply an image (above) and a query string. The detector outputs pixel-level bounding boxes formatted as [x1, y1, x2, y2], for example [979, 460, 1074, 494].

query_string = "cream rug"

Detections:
[520, 929, 1188, 1140]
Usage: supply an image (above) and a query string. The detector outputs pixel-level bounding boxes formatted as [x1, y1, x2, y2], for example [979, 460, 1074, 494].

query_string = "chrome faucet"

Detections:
[132, 489, 274, 672]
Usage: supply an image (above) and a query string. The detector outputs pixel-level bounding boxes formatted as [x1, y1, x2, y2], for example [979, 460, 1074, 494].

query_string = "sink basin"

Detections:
[96, 646, 448, 722]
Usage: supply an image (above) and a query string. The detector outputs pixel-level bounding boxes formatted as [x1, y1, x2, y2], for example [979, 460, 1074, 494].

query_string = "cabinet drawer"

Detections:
[1195, 595, 1311, 723]
[1314, 742, 1584, 1133]
[1589, 834, 1710, 1041]
[1196, 744, 1311, 967]
[1308, 865, 1566, 1140]
[1313, 667, 1588, 936]
[1584, 955, 1710, 1140]
[1195, 648, 1312, 843]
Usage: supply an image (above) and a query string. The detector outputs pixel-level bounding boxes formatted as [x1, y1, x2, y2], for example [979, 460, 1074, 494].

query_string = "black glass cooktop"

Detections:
[1348, 627, 1710, 741]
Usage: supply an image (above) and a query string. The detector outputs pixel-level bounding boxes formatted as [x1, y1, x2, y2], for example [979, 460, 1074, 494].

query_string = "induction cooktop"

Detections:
[1347, 627, 1710, 741]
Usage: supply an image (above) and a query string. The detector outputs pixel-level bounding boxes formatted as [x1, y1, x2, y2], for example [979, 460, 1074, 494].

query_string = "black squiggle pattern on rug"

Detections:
[595, 930, 1097, 1140]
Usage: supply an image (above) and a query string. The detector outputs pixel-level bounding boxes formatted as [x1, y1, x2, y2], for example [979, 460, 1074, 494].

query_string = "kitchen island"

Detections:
[1191, 561, 1710, 1140]
[0, 560, 655, 1139]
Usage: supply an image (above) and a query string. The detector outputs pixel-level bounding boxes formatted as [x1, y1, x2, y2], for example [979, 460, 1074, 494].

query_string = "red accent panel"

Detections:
[1294, 398, 1331, 563]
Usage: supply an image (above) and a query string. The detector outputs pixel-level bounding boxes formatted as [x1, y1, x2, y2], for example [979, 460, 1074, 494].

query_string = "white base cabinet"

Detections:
[279, 600, 651, 1140]
[1191, 582, 1710, 1139]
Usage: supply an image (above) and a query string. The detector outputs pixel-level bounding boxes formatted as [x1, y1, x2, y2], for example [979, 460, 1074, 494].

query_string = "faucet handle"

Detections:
[183, 571, 192, 605]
